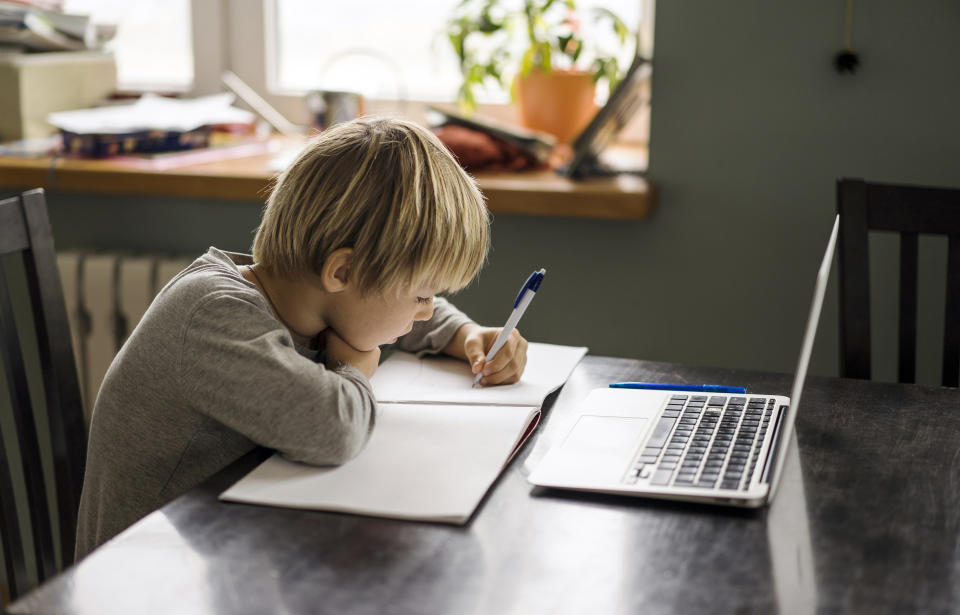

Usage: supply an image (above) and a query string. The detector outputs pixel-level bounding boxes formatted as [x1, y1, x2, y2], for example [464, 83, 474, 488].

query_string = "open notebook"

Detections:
[220, 342, 587, 523]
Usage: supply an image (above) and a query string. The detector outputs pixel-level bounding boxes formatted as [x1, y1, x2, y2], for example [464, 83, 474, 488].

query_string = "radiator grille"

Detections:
[56, 252, 193, 421]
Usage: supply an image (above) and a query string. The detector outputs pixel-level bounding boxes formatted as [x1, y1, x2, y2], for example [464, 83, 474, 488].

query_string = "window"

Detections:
[62, 0, 193, 91]
[58, 0, 652, 141]
[274, 0, 457, 102]
[272, 0, 645, 105]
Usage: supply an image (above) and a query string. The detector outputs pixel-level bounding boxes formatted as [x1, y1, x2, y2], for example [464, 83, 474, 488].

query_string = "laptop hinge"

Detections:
[760, 404, 788, 484]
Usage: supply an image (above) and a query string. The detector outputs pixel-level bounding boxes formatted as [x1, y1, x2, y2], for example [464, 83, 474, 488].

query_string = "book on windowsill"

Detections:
[219, 342, 588, 524]
[102, 137, 280, 171]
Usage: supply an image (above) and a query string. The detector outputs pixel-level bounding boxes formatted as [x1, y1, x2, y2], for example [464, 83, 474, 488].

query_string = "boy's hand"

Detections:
[324, 328, 380, 379]
[446, 323, 528, 386]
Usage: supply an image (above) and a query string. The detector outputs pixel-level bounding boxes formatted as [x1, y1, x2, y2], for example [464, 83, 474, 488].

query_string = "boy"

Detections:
[75, 118, 528, 558]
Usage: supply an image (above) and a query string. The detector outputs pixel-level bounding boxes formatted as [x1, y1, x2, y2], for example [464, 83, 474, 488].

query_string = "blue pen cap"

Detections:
[513, 268, 546, 308]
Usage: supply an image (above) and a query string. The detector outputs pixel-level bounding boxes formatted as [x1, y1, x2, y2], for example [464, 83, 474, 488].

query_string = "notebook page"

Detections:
[220, 402, 539, 523]
[371, 342, 587, 407]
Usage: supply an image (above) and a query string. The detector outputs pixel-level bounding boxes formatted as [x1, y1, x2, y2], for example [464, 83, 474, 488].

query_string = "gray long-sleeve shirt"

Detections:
[75, 248, 472, 559]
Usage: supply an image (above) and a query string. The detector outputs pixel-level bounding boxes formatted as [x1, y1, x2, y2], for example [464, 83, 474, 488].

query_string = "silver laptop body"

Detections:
[528, 215, 839, 507]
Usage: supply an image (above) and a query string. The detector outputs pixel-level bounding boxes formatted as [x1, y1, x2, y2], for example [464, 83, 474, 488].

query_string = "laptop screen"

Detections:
[768, 214, 840, 492]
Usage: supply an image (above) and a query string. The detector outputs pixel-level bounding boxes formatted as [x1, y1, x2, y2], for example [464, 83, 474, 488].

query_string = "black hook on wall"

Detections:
[834, 0, 860, 74]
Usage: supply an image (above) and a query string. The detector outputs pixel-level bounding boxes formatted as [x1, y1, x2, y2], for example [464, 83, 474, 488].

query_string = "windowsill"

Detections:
[0, 136, 654, 220]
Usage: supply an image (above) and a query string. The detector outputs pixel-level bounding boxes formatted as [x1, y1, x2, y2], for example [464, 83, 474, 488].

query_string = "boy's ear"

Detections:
[321, 248, 353, 292]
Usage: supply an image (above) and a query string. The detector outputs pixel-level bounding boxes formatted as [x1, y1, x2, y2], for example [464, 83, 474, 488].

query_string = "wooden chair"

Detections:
[0, 189, 87, 603]
[837, 178, 960, 386]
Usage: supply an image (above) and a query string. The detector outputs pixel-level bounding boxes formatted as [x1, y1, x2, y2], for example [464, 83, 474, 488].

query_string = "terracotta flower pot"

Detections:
[514, 69, 597, 144]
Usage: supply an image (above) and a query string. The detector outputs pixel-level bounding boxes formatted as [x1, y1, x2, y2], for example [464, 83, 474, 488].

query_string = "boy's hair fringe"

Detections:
[252, 117, 490, 295]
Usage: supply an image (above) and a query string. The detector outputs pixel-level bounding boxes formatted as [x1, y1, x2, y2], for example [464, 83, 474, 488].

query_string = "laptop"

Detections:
[528, 215, 840, 507]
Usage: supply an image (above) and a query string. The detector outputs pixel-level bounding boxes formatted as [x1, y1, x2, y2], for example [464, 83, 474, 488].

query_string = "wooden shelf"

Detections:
[474, 169, 653, 219]
[0, 138, 654, 220]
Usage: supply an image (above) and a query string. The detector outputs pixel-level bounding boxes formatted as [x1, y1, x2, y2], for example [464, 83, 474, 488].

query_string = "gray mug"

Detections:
[306, 90, 363, 130]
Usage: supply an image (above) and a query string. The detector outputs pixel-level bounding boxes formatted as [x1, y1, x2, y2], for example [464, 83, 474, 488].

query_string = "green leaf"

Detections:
[591, 6, 630, 45]
[539, 42, 551, 72]
[459, 83, 477, 114]
[566, 35, 582, 63]
[468, 63, 486, 82]
[614, 21, 628, 45]
[520, 46, 535, 77]
[478, 9, 502, 33]
[448, 33, 466, 64]
[530, 14, 547, 45]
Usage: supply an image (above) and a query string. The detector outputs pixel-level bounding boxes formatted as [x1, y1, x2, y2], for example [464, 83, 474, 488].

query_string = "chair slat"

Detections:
[898, 232, 918, 383]
[943, 236, 960, 387]
[867, 183, 960, 235]
[21, 189, 87, 562]
[0, 205, 30, 255]
[0, 264, 58, 588]
[0, 401, 29, 600]
[838, 179, 872, 379]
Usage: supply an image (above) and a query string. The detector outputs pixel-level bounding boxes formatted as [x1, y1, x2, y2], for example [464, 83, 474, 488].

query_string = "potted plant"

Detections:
[445, 0, 635, 143]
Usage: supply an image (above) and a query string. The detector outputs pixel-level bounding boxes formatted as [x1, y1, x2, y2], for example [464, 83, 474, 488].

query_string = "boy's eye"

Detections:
[416, 296, 432, 305]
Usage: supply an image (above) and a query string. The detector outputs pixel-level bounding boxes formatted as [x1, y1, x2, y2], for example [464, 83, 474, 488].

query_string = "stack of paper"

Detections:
[46, 93, 259, 158]
[220, 342, 587, 523]
[47, 93, 256, 136]
[0, 2, 114, 52]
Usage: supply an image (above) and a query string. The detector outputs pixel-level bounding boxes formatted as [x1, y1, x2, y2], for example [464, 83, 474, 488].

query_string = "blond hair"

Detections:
[253, 117, 489, 295]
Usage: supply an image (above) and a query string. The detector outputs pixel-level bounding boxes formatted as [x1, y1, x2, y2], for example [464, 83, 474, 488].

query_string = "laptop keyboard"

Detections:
[625, 394, 776, 491]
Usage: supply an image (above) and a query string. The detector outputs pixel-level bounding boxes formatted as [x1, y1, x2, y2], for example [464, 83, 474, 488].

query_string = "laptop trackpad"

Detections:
[547, 415, 649, 483]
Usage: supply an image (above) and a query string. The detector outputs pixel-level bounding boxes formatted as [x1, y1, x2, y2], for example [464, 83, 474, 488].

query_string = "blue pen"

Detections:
[473, 268, 546, 386]
[609, 382, 748, 394]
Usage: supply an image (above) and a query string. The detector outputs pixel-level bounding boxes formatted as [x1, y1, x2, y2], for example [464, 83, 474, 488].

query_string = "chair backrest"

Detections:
[837, 178, 960, 386]
[0, 189, 87, 602]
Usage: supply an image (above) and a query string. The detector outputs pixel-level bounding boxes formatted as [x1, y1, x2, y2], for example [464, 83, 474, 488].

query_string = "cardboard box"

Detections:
[0, 50, 116, 141]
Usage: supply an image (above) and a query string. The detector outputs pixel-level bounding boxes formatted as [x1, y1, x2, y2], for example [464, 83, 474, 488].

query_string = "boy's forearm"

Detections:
[324, 328, 380, 379]
[442, 322, 482, 360]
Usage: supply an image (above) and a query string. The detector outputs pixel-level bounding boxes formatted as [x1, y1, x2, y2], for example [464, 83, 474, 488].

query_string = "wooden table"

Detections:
[0, 139, 654, 220]
[10, 356, 960, 614]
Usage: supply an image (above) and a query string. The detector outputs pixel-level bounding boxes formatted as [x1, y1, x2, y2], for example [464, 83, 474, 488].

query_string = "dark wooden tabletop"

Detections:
[10, 356, 960, 615]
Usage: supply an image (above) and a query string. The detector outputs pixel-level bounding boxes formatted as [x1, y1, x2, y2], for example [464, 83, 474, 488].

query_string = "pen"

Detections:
[609, 382, 748, 394]
[473, 268, 546, 387]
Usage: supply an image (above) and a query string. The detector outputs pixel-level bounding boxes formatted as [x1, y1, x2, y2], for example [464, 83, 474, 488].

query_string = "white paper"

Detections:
[47, 93, 256, 134]
[371, 342, 587, 406]
[220, 403, 538, 523]
[220, 341, 587, 523]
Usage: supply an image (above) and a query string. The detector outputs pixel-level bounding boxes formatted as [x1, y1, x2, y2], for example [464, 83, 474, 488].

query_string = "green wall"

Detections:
[20, 0, 960, 386]
[637, 1, 960, 384]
